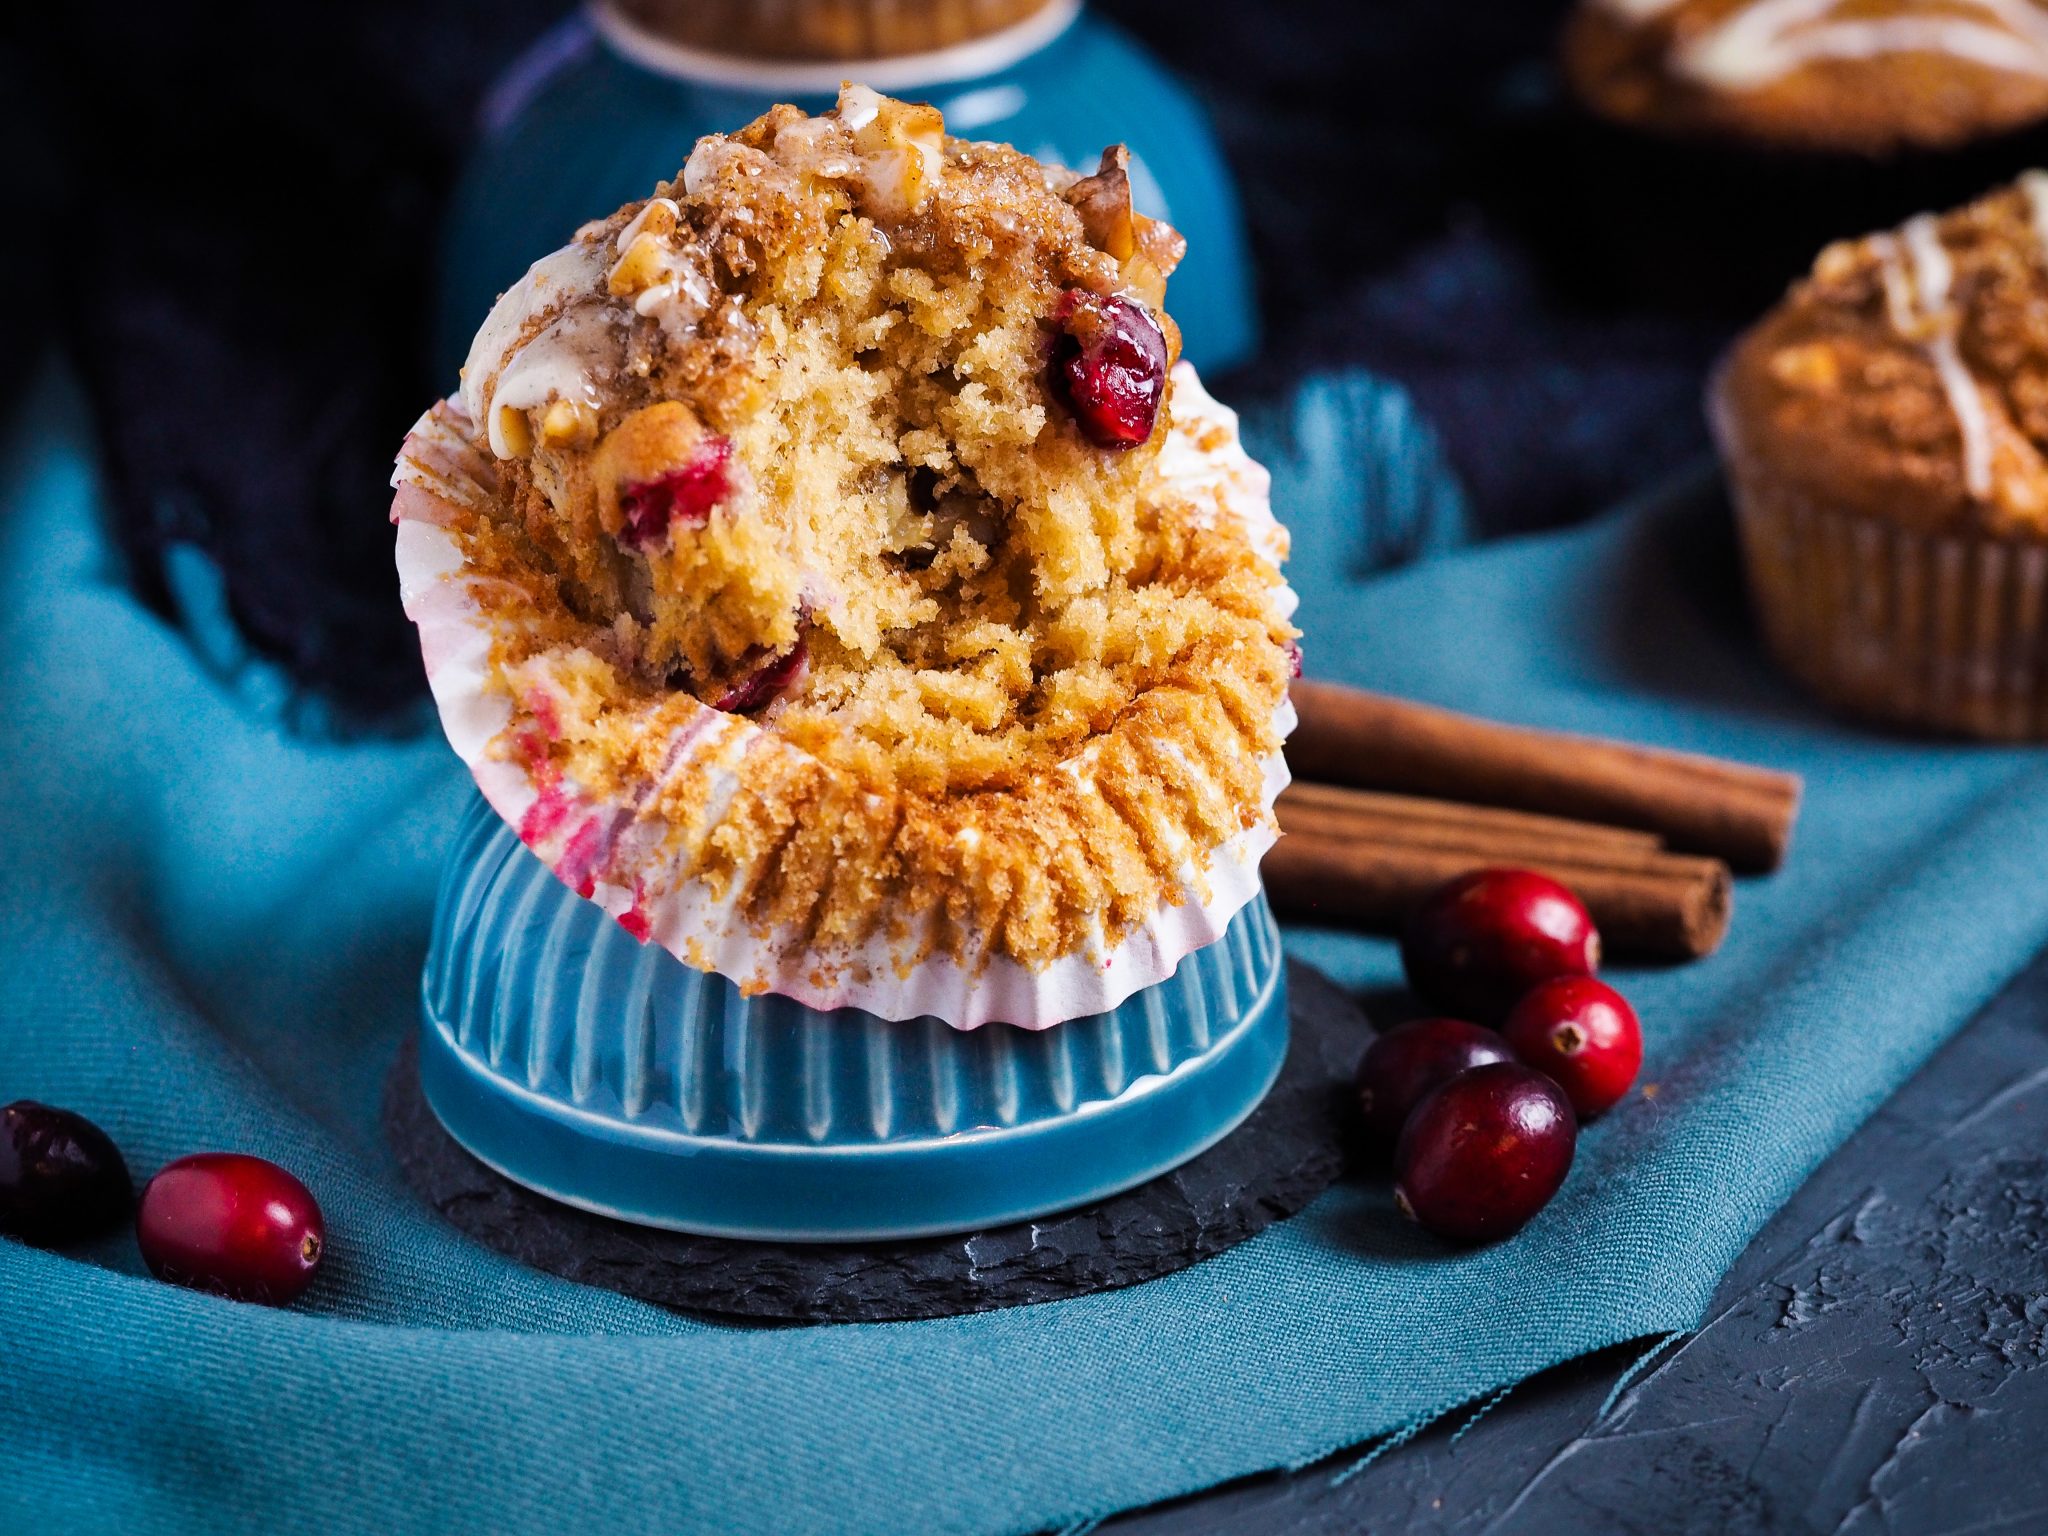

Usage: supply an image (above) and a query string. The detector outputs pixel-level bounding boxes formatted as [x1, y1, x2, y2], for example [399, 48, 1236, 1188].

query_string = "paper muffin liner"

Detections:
[393, 362, 1296, 1029]
[1718, 401, 2048, 741]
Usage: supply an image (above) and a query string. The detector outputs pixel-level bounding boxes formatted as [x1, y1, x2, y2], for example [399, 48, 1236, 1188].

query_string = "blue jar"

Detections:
[435, 1, 1256, 379]
[418, 794, 1290, 1240]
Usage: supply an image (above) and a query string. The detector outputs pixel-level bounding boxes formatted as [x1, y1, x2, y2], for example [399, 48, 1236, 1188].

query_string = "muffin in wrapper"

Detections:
[398, 334, 1296, 1026]
[1719, 424, 2048, 739]
[395, 90, 1300, 1026]
[1712, 172, 2048, 740]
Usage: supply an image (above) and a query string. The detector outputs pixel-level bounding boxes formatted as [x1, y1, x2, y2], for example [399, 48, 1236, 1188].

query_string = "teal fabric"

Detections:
[8, 360, 2048, 1536]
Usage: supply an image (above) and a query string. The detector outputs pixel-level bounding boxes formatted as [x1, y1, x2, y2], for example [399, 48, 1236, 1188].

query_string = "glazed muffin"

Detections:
[599, 0, 1062, 61]
[394, 87, 1296, 1026]
[1525, 0, 2048, 319]
[1712, 172, 2048, 737]
[1564, 0, 2048, 155]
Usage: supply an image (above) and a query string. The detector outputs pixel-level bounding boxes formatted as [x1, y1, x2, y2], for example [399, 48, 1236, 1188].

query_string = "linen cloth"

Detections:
[8, 364, 2048, 1536]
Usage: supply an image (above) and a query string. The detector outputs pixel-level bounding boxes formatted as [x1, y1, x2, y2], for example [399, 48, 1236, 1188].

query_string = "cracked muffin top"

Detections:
[1564, 0, 2048, 155]
[1714, 172, 2048, 537]
[395, 87, 1295, 1006]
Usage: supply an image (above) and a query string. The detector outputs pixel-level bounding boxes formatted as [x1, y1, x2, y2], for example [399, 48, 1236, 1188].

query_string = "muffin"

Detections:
[393, 87, 1297, 1027]
[597, 0, 1064, 62]
[1563, 0, 2048, 156]
[1528, 0, 2048, 318]
[1712, 171, 2048, 738]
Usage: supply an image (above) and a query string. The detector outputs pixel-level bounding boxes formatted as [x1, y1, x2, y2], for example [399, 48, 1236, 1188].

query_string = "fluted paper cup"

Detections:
[1714, 382, 2048, 741]
[393, 363, 1296, 1028]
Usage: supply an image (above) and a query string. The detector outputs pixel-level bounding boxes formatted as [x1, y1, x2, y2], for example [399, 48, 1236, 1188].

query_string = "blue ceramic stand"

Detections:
[436, 3, 1257, 379]
[419, 796, 1290, 1240]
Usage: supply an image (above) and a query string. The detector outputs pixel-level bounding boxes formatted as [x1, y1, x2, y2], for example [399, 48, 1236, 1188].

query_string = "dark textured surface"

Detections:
[1096, 945, 2048, 1534]
[385, 960, 1360, 1324]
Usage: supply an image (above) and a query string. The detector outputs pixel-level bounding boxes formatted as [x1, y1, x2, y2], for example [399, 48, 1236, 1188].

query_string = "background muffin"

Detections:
[1526, 0, 2048, 319]
[601, 0, 1059, 60]
[1563, 0, 2048, 156]
[1712, 172, 2048, 737]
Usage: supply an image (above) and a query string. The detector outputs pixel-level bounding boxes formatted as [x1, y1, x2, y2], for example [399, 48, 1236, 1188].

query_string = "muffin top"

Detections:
[1713, 172, 2048, 537]
[396, 88, 1295, 1008]
[1564, 0, 2048, 154]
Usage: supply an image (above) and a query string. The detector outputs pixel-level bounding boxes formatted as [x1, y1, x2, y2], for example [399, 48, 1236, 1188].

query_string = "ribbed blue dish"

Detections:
[419, 795, 1290, 1240]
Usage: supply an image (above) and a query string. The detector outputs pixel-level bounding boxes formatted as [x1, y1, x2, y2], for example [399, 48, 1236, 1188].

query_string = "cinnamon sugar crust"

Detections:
[413, 89, 1295, 980]
[1714, 173, 2048, 538]
[1564, 0, 2048, 155]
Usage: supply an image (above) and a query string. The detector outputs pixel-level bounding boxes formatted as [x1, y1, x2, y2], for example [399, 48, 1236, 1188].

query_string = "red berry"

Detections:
[1401, 868, 1600, 1023]
[1353, 1018, 1515, 1145]
[617, 434, 733, 550]
[713, 635, 808, 713]
[0, 1101, 132, 1247]
[1394, 1062, 1576, 1243]
[136, 1153, 326, 1306]
[1051, 291, 1168, 448]
[1502, 976, 1642, 1118]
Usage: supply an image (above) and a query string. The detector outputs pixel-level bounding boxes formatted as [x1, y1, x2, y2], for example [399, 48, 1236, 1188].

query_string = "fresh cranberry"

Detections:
[1502, 976, 1642, 1118]
[1051, 291, 1168, 448]
[136, 1153, 326, 1306]
[1401, 868, 1600, 1023]
[1353, 1018, 1515, 1145]
[0, 1101, 132, 1247]
[714, 636, 808, 713]
[1394, 1062, 1577, 1243]
[618, 434, 733, 550]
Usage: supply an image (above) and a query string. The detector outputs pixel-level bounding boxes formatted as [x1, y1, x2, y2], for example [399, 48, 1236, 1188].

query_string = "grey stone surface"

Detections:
[1105, 948, 2048, 1533]
[386, 961, 1359, 1324]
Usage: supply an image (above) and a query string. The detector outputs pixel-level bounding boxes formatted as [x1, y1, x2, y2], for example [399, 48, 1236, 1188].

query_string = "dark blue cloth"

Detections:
[9, 360, 2048, 1533]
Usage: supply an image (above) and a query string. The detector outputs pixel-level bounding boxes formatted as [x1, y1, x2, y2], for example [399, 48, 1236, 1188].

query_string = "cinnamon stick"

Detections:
[1279, 783, 1663, 859]
[1288, 680, 1801, 873]
[1268, 794, 1733, 960]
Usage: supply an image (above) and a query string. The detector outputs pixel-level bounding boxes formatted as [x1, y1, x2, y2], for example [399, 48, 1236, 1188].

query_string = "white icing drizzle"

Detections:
[1599, 0, 2048, 88]
[1876, 214, 1995, 500]
[615, 197, 678, 249]
[2021, 169, 2048, 254]
[609, 197, 715, 335]
[460, 237, 618, 460]
[463, 199, 722, 461]
[837, 83, 883, 132]
[483, 309, 617, 458]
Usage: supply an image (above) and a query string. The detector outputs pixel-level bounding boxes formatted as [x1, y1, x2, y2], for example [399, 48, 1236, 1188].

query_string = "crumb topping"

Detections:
[1716, 172, 2048, 537]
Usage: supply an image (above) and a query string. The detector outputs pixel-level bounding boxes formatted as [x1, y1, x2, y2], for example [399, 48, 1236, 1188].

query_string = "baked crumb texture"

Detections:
[1564, 0, 2048, 155]
[1717, 173, 2048, 536]
[1715, 172, 2048, 739]
[394, 89, 1297, 1023]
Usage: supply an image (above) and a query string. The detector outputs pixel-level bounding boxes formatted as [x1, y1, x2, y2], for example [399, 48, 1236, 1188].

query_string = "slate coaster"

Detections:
[384, 959, 1364, 1323]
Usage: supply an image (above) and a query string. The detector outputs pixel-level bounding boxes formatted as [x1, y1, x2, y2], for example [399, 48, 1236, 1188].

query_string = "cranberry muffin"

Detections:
[1564, 0, 2048, 156]
[394, 87, 1297, 1025]
[1713, 172, 2048, 737]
